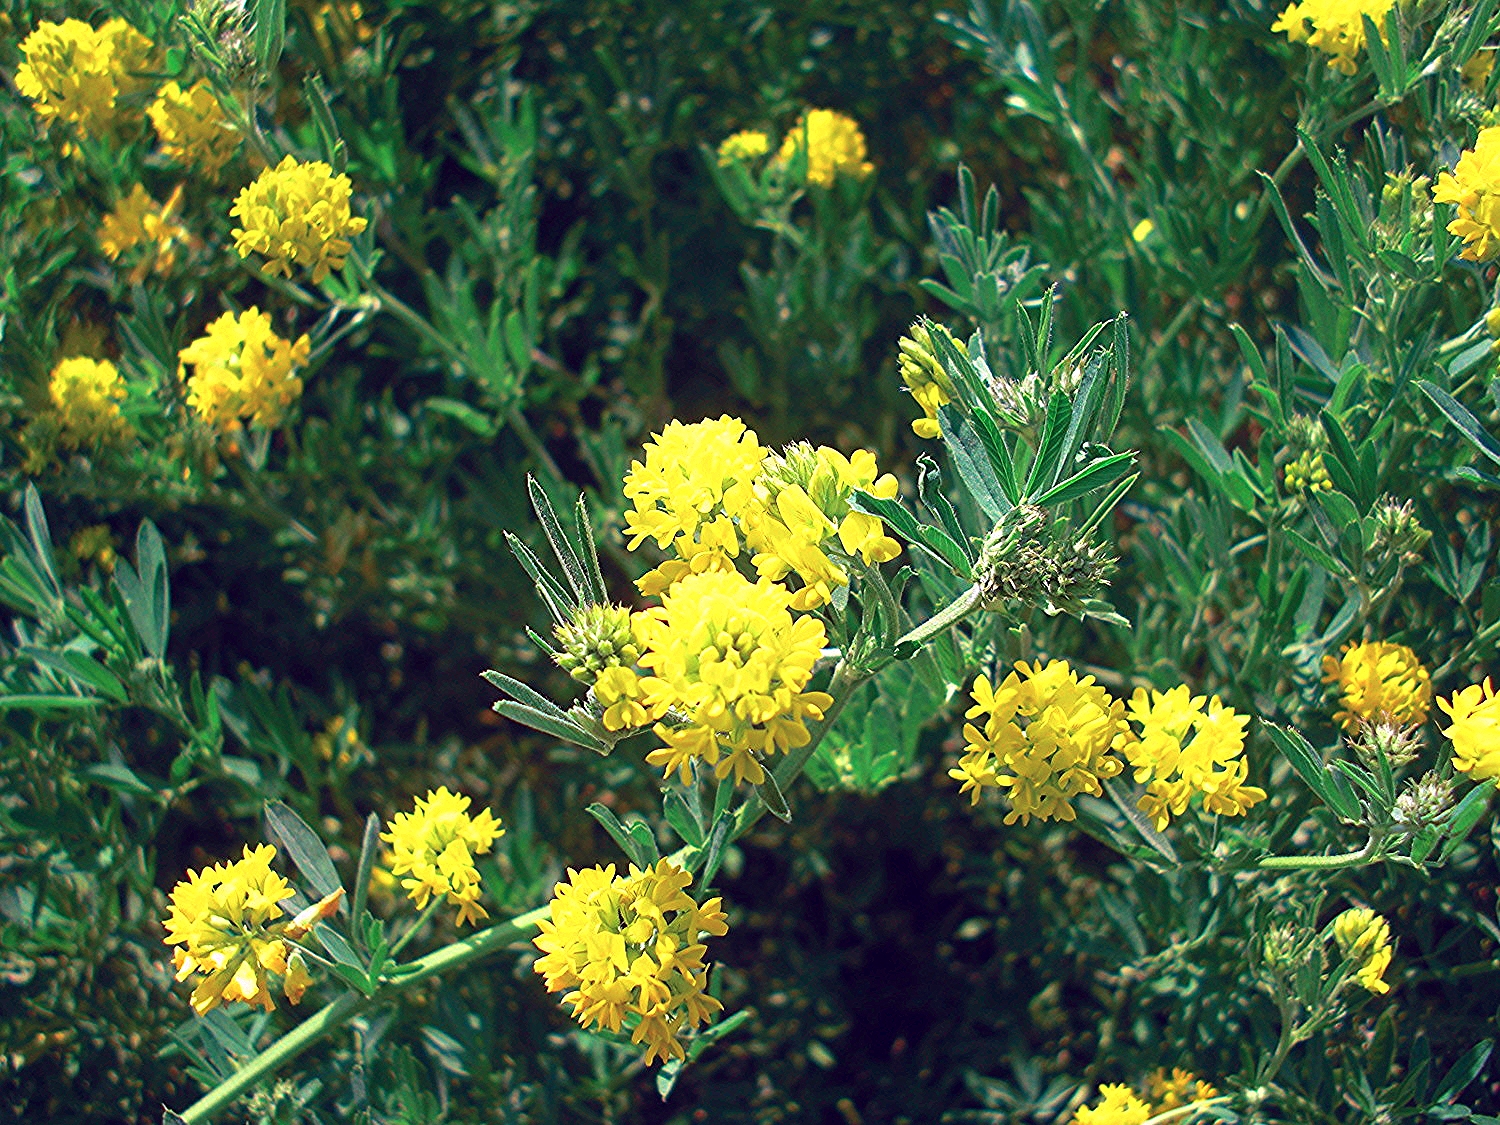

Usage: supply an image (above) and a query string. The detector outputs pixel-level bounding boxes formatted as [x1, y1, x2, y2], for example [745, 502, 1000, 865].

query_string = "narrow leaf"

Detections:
[265, 801, 345, 904]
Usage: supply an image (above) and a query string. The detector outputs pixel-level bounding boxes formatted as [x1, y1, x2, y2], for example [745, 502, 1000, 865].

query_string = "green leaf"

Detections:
[1033, 450, 1136, 508]
[585, 803, 654, 868]
[939, 405, 1012, 518]
[82, 761, 156, 797]
[1262, 723, 1361, 820]
[1282, 527, 1352, 580]
[493, 701, 610, 753]
[251, 0, 287, 73]
[755, 771, 792, 823]
[1023, 391, 1072, 495]
[25, 648, 128, 703]
[1433, 1039, 1493, 1105]
[351, 812, 382, 946]
[1440, 779, 1495, 862]
[1419, 380, 1500, 468]
[662, 789, 705, 848]
[0, 694, 103, 713]
[264, 801, 346, 905]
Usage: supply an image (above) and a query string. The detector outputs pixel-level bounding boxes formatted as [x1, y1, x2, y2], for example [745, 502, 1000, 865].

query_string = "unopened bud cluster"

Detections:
[1369, 497, 1430, 565]
[976, 504, 1114, 616]
[1392, 770, 1454, 830]
[1354, 719, 1422, 769]
[553, 604, 640, 684]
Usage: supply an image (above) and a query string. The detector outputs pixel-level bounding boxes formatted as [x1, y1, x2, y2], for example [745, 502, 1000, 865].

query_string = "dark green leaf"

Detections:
[265, 801, 345, 904]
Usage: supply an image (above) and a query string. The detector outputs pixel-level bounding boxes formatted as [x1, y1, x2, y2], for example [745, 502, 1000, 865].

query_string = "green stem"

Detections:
[173, 906, 548, 1124]
[384, 896, 445, 960]
[1258, 837, 1379, 870]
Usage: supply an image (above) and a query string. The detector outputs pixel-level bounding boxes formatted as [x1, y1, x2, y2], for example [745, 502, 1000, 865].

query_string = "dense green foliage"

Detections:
[3, 0, 1500, 1121]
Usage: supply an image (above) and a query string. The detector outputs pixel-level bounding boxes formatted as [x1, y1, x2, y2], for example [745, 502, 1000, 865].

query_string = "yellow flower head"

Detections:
[230, 155, 368, 282]
[1121, 685, 1263, 830]
[48, 356, 130, 448]
[631, 569, 833, 786]
[1271, 0, 1394, 75]
[952, 660, 1127, 825]
[623, 416, 768, 574]
[1438, 678, 1500, 780]
[1072, 1083, 1151, 1125]
[16, 18, 154, 141]
[897, 322, 963, 439]
[1435, 127, 1500, 263]
[743, 442, 901, 609]
[1142, 1068, 1218, 1110]
[178, 307, 311, 431]
[717, 130, 770, 165]
[163, 844, 342, 1015]
[775, 108, 874, 188]
[1331, 906, 1393, 994]
[1321, 640, 1431, 732]
[99, 184, 190, 281]
[149, 80, 240, 176]
[1283, 449, 1333, 494]
[380, 787, 503, 926]
[532, 860, 728, 1066]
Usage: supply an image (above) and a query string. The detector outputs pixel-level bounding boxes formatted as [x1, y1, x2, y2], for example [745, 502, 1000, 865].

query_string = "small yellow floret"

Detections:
[1142, 1068, 1219, 1110]
[49, 356, 130, 448]
[380, 787, 504, 926]
[533, 860, 728, 1066]
[178, 308, 311, 431]
[1283, 449, 1332, 494]
[231, 155, 368, 282]
[1321, 640, 1431, 732]
[16, 18, 154, 141]
[1332, 906, 1393, 994]
[1435, 127, 1500, 263]
[1072, 1083, 1151, 1125]
[1121, 685, 1264, 830]
[897, 322, 962, 439]
[149, 80, 240, 175]
[775, 108, 874, 187]
[1438, 678, 1500, 779]
[1271, 0, 1394, 75]
[717, 130, 770, 164]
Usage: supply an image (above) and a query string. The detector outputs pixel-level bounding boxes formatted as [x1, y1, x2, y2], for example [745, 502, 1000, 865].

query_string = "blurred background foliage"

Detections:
[2, 0, 1500, 1120]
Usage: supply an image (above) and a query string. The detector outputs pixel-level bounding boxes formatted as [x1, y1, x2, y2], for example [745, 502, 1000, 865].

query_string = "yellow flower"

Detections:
[623, 416, 768, 579]
[1072, 1083, 1151, 1125]
[16, 18, 154, 141]
[1142, 1067, 1218, 1110]
[1121, 685, 1263, 830]
[775, 108, 874, 187]
[1283, 449, 1332, 494]
[149, 80, 240, 175]
[230, 155, 368, 282]
[163, 844, 342, 1015]
[1438, 678, 1500, 779]
[380, 787, 504, 926]
[1435, 127, 1500, 262]
[98, 184, 190, 281]
[1463, 48, 1496, 92]
[717, 130, 770, 164]
[1321, 640, 1431, 732]
[952, 661, 1127, 824]
[1331, 907, 1393, 994]
[1271, 0, 1394, 75]
[178, 308, 311, 431]
[744, 443, 901, 609]
[1130, 218, 1155, 243]
[897, 322, 962, 439]
[532, 860, 728, 1066]
[48, 356, 130, 448]
[632, 569, 833, 786]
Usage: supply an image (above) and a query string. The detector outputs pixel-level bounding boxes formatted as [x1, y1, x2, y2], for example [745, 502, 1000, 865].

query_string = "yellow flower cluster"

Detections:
[532, 860, 728, 1065]
[897, 322, 961, 439]
[623, 417, 900, 609]
[1331, 906, 1393, 994]
[1122, 685, 1264, 831]
[775, 108, 874, 187]
[597, 570, 834, 786]
[1321, 640, 1432, 732]
[380, 787, 503, 926]
[1438, 678, 1500, 779]
[1435, 127, 1500, 263]
[98, 184, 189, 282]
[16, 18, 154, 142]
[149, 80, 240, 176]
[1284, 449, 1332, 494]
[951, 660, 1126, 825]
[717, 129, 770, 165]
[178, 308, 311, 431]
[1271, 0, 1394, 75]
[163, 844, 342, 1015]
[231, 155, 368, 282]
[1072, 1070, 1219, 1125]
[48, 356, 130, 448]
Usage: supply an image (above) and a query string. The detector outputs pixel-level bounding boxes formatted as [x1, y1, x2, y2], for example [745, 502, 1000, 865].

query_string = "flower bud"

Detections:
[1369, 497, 1430, 564]
[553, 604, 640, 684]
[1392, 770, 1454, 830]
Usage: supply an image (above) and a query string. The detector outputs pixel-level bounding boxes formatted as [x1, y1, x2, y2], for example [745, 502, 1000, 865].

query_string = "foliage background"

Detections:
[1, 0, 1499, 1122]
